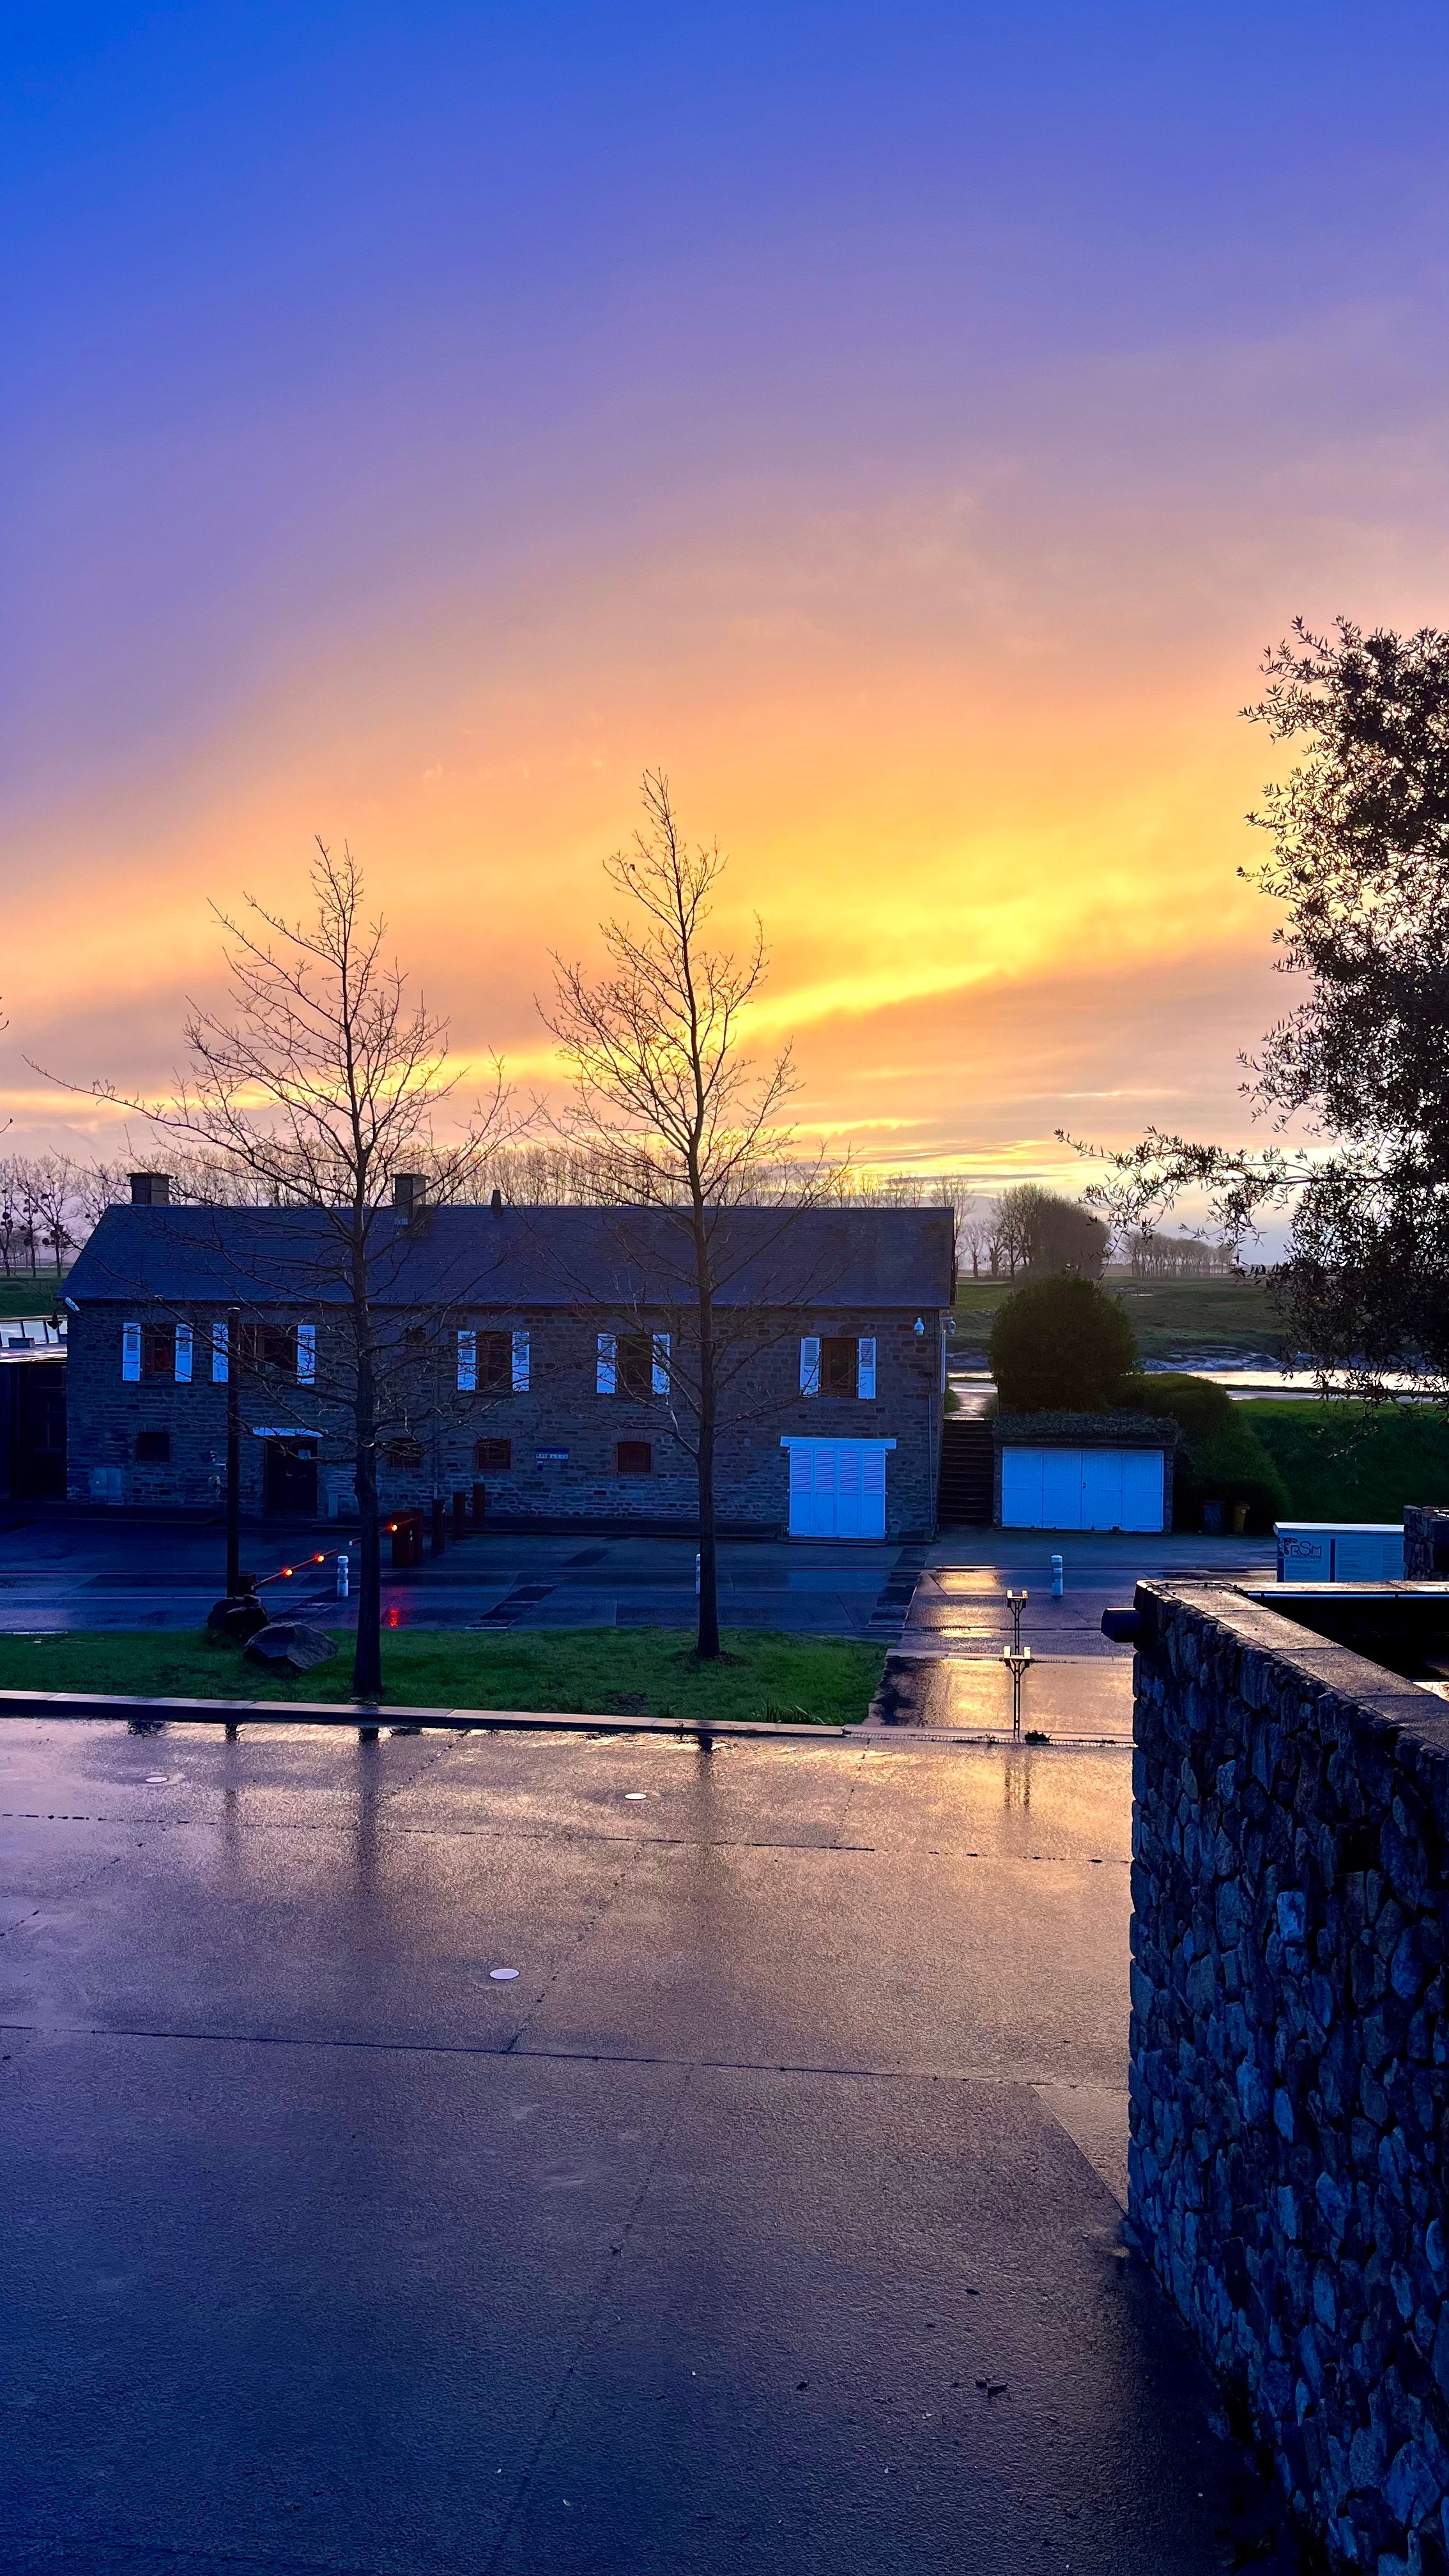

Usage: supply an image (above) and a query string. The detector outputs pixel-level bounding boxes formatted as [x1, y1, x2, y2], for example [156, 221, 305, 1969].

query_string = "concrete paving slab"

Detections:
[876, 1654, 1135, 1737]
[0, 1719, 1297, 2575]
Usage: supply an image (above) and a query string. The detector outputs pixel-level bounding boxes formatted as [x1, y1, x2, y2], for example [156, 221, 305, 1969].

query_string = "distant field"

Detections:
[953, 1273, 1284, 1360]
[0, 1273, 65, 1319]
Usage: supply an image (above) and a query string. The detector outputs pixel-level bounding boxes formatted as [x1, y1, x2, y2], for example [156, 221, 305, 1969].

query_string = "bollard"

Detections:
[1050, 1552, 1064, 1600]
[336, 1551, 350, 1600]
[694, 1550, 701, 1597]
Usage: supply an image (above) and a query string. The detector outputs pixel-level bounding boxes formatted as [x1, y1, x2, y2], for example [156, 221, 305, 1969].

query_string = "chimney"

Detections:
[489, 1188, 503, 1213]
[392, 1174, 424, 1218]
[130, 1173, 171, 1207]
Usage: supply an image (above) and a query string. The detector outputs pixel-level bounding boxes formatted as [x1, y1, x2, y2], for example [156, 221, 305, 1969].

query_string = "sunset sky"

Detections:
[4, 3, 1447, 1194]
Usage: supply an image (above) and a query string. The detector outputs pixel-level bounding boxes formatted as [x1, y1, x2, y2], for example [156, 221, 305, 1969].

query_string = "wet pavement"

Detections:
[872, 1527, 1277, 1736]
[0, 1510, 914, 1639]
[0, 1718, 1296, 2574]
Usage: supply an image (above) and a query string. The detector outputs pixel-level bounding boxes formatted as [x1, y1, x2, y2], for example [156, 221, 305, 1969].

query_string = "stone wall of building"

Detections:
[1131, 1578, 1449, 2572]
[66, 1304, 942, 1535]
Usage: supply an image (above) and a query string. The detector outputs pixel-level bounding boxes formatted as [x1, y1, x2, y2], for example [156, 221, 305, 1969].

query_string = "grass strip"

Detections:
[0, 1626, 884, 1727]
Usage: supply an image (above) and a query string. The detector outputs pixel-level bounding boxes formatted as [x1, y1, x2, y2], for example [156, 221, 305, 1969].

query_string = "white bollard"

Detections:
[1050, 1553, 1064, 1599]
[336, 1551, 351, 1600]
[694, 1551, 702, 1597]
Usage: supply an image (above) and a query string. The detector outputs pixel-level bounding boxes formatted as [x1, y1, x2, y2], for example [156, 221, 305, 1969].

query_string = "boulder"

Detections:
[206, 1593, 271, 1643]
[243, 1621, 337, 1678]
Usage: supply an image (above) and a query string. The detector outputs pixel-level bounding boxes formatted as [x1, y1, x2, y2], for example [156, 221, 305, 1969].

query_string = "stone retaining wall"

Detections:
[1131, 1580, 1449, 2572]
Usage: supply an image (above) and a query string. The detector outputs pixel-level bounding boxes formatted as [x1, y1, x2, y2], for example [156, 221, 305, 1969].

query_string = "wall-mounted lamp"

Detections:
[913, 1315, 925, 1335]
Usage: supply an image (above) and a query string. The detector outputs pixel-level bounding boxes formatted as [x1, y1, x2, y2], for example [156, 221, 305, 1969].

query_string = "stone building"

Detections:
[63, 1181, 954, 1538]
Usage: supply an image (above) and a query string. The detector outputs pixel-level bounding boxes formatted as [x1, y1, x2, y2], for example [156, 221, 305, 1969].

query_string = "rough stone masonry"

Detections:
[1130, 1579, 1449, 2574]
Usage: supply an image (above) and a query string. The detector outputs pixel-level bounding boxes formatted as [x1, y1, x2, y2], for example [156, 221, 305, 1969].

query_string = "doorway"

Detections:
[263, 1436, 319, 1516]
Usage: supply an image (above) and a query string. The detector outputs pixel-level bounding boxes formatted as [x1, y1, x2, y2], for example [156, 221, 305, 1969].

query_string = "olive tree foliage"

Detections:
[48, 842, 510, 1697]
[546, 772, 820, 1662]
[1076, 620, 1449, 1399]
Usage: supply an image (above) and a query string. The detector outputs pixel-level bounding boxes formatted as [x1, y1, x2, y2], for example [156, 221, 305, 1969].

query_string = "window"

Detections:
[616, 1440, 652, 1475]
[457, 1331, 512, 1393]
[820, 1335, 858, 1398]
[617, 1335, 655, 1400]
[239, 1321, 298, 1377]
[475, 1437, 512, 1471]
[141, 1322, 175, 1379]
[135, 1429, 171, 1464]
[386, 1436, 424, 1469]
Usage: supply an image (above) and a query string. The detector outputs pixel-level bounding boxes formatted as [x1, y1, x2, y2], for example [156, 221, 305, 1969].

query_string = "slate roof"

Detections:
[65, 1203, 956, 1315]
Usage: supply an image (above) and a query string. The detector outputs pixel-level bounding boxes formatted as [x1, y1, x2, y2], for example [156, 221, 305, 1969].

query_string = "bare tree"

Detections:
[49, 842, 510, 1696]
[546, 772, 811, 1659]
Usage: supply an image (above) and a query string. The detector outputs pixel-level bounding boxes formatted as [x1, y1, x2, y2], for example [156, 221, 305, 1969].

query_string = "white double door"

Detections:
[785, 1439, 891, 1540]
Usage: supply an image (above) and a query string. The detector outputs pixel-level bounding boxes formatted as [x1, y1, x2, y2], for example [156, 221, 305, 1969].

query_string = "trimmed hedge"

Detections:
[1119, 1372, 1288, 1534]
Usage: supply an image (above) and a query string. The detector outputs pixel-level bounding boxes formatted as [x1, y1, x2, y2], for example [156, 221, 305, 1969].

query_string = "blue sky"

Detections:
[4, 1, 1446, 1179]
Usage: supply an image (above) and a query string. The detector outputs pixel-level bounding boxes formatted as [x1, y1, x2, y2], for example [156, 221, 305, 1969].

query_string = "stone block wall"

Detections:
[66, 1303, 942, 1536]
[1406, 1509, 1449, 1581]
[1131, 1580, 1449, 2572]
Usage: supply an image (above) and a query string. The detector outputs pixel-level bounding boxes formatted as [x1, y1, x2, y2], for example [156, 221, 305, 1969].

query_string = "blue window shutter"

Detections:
[512, 1329, 530, 1390]
[174, 1323, 193, 1384]
[799, 1336, 820, 1395]
[652, 1332, 670, 1394]
[296, 1323, 316, 1383]
[596, 1333, 617, 1395]
[211, 1318, 229, 1383]
[121, 1322, 141, 1381]
[457, 1330, 477, 1392]
[856, 1337, 876, 1398]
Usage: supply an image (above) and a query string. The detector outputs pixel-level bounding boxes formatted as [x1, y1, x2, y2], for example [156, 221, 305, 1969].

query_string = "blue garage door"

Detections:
[1000, 1446, 1164, 1533]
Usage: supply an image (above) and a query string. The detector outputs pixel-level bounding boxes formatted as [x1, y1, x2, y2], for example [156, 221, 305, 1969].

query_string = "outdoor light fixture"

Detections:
[1003, 1590, 1031, 1741]
[913, 1316, 925, 1335]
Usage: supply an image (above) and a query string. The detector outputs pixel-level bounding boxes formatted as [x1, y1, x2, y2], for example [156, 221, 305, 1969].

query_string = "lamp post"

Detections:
[1003, 1586, 1031, 1742]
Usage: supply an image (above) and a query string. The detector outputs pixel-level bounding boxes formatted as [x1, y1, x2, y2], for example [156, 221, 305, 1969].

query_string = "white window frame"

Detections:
[596, 1332, 617, 1395]
[799, 1335, 821, 1396]
[174, 1322, 193, 1384]
[121, 1321, 141, 1382]
[512, 1328, 530, 1392]
[856, 1336, 875, 1399]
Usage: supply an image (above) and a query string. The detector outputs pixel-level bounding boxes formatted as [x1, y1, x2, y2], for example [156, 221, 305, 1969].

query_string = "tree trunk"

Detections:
[351, 1291, 383, 1701]
[693, 1207, 721, 1660]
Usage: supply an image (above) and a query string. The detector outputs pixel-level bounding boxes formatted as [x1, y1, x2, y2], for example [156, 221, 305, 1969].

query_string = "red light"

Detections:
[282, 1566, 293, 1577]
[313, 1553, 325, 1563]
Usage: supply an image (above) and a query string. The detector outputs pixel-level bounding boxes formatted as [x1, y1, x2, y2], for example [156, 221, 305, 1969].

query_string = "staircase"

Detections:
[937, 1418, 994, 1526]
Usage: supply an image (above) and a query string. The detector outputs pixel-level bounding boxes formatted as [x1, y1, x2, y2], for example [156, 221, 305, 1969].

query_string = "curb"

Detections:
[0, 1688, 852, 1742]
[0, 1691, 1134, 1750]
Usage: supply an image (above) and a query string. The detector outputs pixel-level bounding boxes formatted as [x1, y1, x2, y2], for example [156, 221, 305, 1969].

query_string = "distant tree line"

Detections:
[1, 1145, 1119, 1292]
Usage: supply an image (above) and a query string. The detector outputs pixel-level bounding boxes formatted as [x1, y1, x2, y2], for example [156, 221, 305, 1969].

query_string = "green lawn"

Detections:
[953, 1273, 1284, 1361]
[0, 1273, 66, 1319]
[0, 1627, 884, 1727]
[1249, 1401, 1449, 1524]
